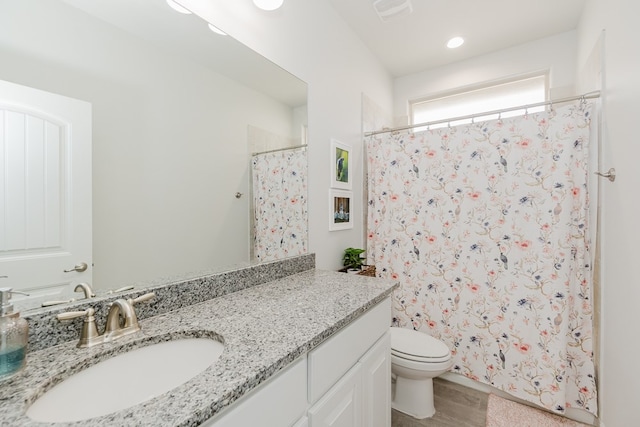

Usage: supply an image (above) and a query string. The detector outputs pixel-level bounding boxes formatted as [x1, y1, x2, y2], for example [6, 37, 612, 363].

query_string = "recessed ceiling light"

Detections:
[447, 36, 464, 49]
[253, 0, 284, 11]
[208, 23, 227, 36]
[166, 0, 191, 14]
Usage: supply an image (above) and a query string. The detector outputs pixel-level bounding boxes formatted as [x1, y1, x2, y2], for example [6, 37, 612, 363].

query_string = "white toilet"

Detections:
[390, 327, 453, 419]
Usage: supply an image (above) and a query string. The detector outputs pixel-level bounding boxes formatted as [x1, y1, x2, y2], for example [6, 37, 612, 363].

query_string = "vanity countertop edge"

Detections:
[0, 269, 397, 427]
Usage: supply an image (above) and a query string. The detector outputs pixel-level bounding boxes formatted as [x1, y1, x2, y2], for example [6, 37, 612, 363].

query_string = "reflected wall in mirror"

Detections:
[0, 0, 308, 311]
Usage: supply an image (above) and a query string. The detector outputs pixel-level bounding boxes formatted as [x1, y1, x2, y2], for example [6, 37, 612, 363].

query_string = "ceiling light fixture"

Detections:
[253, 0, 284, 11]
[208, 23, 227, 36]
[166, 0, 192, 14]
[447, 36, 464, 49]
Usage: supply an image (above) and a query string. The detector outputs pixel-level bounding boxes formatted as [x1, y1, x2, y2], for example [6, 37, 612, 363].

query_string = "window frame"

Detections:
[408, 72, 550, 129]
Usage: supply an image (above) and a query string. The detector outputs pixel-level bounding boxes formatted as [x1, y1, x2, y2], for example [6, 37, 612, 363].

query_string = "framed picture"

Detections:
[330, 139, 352, 190]
[329, 189, 353, 231]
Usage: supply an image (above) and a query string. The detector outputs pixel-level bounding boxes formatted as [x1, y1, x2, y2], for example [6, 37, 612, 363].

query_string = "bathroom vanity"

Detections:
[206, 296, 391, 427]
[0, 258, 396, 426]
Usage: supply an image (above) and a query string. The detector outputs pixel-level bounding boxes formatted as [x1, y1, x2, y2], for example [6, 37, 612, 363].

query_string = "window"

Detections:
[410, 74, 547, 130]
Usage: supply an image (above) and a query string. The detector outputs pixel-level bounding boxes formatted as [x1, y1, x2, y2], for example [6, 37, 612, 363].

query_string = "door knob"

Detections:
[64, 262, 88, 273]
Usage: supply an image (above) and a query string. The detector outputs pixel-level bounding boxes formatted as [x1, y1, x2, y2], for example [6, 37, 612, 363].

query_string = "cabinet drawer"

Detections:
[308, 297, 390, 403]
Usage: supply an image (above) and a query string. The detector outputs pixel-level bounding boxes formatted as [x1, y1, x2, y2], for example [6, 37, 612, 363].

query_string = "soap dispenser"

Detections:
[0, 287, 29, 380]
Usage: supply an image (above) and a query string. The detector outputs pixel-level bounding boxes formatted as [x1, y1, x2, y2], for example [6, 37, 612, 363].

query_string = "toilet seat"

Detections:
[390, 327, 451, 363]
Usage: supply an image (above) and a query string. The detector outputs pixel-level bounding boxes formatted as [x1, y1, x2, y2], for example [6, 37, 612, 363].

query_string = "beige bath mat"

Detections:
[485, 394, 591, 427]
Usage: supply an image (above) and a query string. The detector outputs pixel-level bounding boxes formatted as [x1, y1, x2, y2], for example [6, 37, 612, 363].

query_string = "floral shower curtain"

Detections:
[251, 148, 308, 262]
[367, 103, 597, 415]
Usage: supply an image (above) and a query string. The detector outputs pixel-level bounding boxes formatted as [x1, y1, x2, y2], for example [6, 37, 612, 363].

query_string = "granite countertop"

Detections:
[0, 269, 396, 426]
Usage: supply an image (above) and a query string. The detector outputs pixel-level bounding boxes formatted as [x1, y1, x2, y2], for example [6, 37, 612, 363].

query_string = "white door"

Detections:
[0, 79, 91, 308]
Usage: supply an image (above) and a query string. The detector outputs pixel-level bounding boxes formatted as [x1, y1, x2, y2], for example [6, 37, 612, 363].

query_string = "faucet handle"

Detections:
[106, 285, 135, 295]
[57, 308, 103, 348]
[57, 309, 92, 321]
[42, 299, 76, 307]
[128, 292, 156, 306]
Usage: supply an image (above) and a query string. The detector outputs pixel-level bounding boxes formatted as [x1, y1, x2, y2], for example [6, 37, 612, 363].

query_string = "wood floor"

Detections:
[391, 378, 488, 427]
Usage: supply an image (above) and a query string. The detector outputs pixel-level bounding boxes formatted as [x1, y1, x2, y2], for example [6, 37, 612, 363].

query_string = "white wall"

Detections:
[178, 0, 394, 270]
[0, 0, 298, 290]
[577, 1, 640, 426]
[393, 30, 578, 120]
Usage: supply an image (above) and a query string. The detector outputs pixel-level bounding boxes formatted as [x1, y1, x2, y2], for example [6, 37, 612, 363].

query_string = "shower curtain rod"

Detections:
[252, 144, 308, 156]
[364, 90, 601, 137]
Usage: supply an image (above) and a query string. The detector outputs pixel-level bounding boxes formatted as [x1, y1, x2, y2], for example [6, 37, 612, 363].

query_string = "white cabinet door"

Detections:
[204, 357, 307, 427]
[0, 79, 92, 307]
[309, 363, 362, 427]
[360, 332, 391, 427]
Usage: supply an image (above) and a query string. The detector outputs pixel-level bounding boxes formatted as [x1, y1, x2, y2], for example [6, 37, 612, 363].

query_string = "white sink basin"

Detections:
[27, 337, 224, 423]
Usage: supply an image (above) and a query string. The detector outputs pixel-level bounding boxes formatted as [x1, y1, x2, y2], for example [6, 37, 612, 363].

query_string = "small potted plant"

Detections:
[342, 247, 366, 272]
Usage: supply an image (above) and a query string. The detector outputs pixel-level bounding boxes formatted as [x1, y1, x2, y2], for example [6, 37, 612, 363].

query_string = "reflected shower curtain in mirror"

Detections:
[367, 103, 597, 415]
[251, 148, 308, 262]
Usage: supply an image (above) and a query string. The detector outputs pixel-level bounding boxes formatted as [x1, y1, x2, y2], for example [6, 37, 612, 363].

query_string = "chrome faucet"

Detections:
[57, 292, 155, 348]
[74, 282, 95, 299]
[42, 282, 96, 307]
[103, 293, 155, 342]
[103, 299, 138, 341]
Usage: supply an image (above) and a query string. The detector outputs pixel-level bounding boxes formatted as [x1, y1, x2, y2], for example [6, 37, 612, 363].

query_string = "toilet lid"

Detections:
[390, 327, 450, 361]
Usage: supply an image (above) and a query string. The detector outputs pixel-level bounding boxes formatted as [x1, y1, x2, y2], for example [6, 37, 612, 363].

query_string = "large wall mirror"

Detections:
[0, 0, 308, 311]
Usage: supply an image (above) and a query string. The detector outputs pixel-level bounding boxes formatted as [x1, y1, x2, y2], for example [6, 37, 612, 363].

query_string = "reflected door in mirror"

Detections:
[0, 80, 92, 308]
